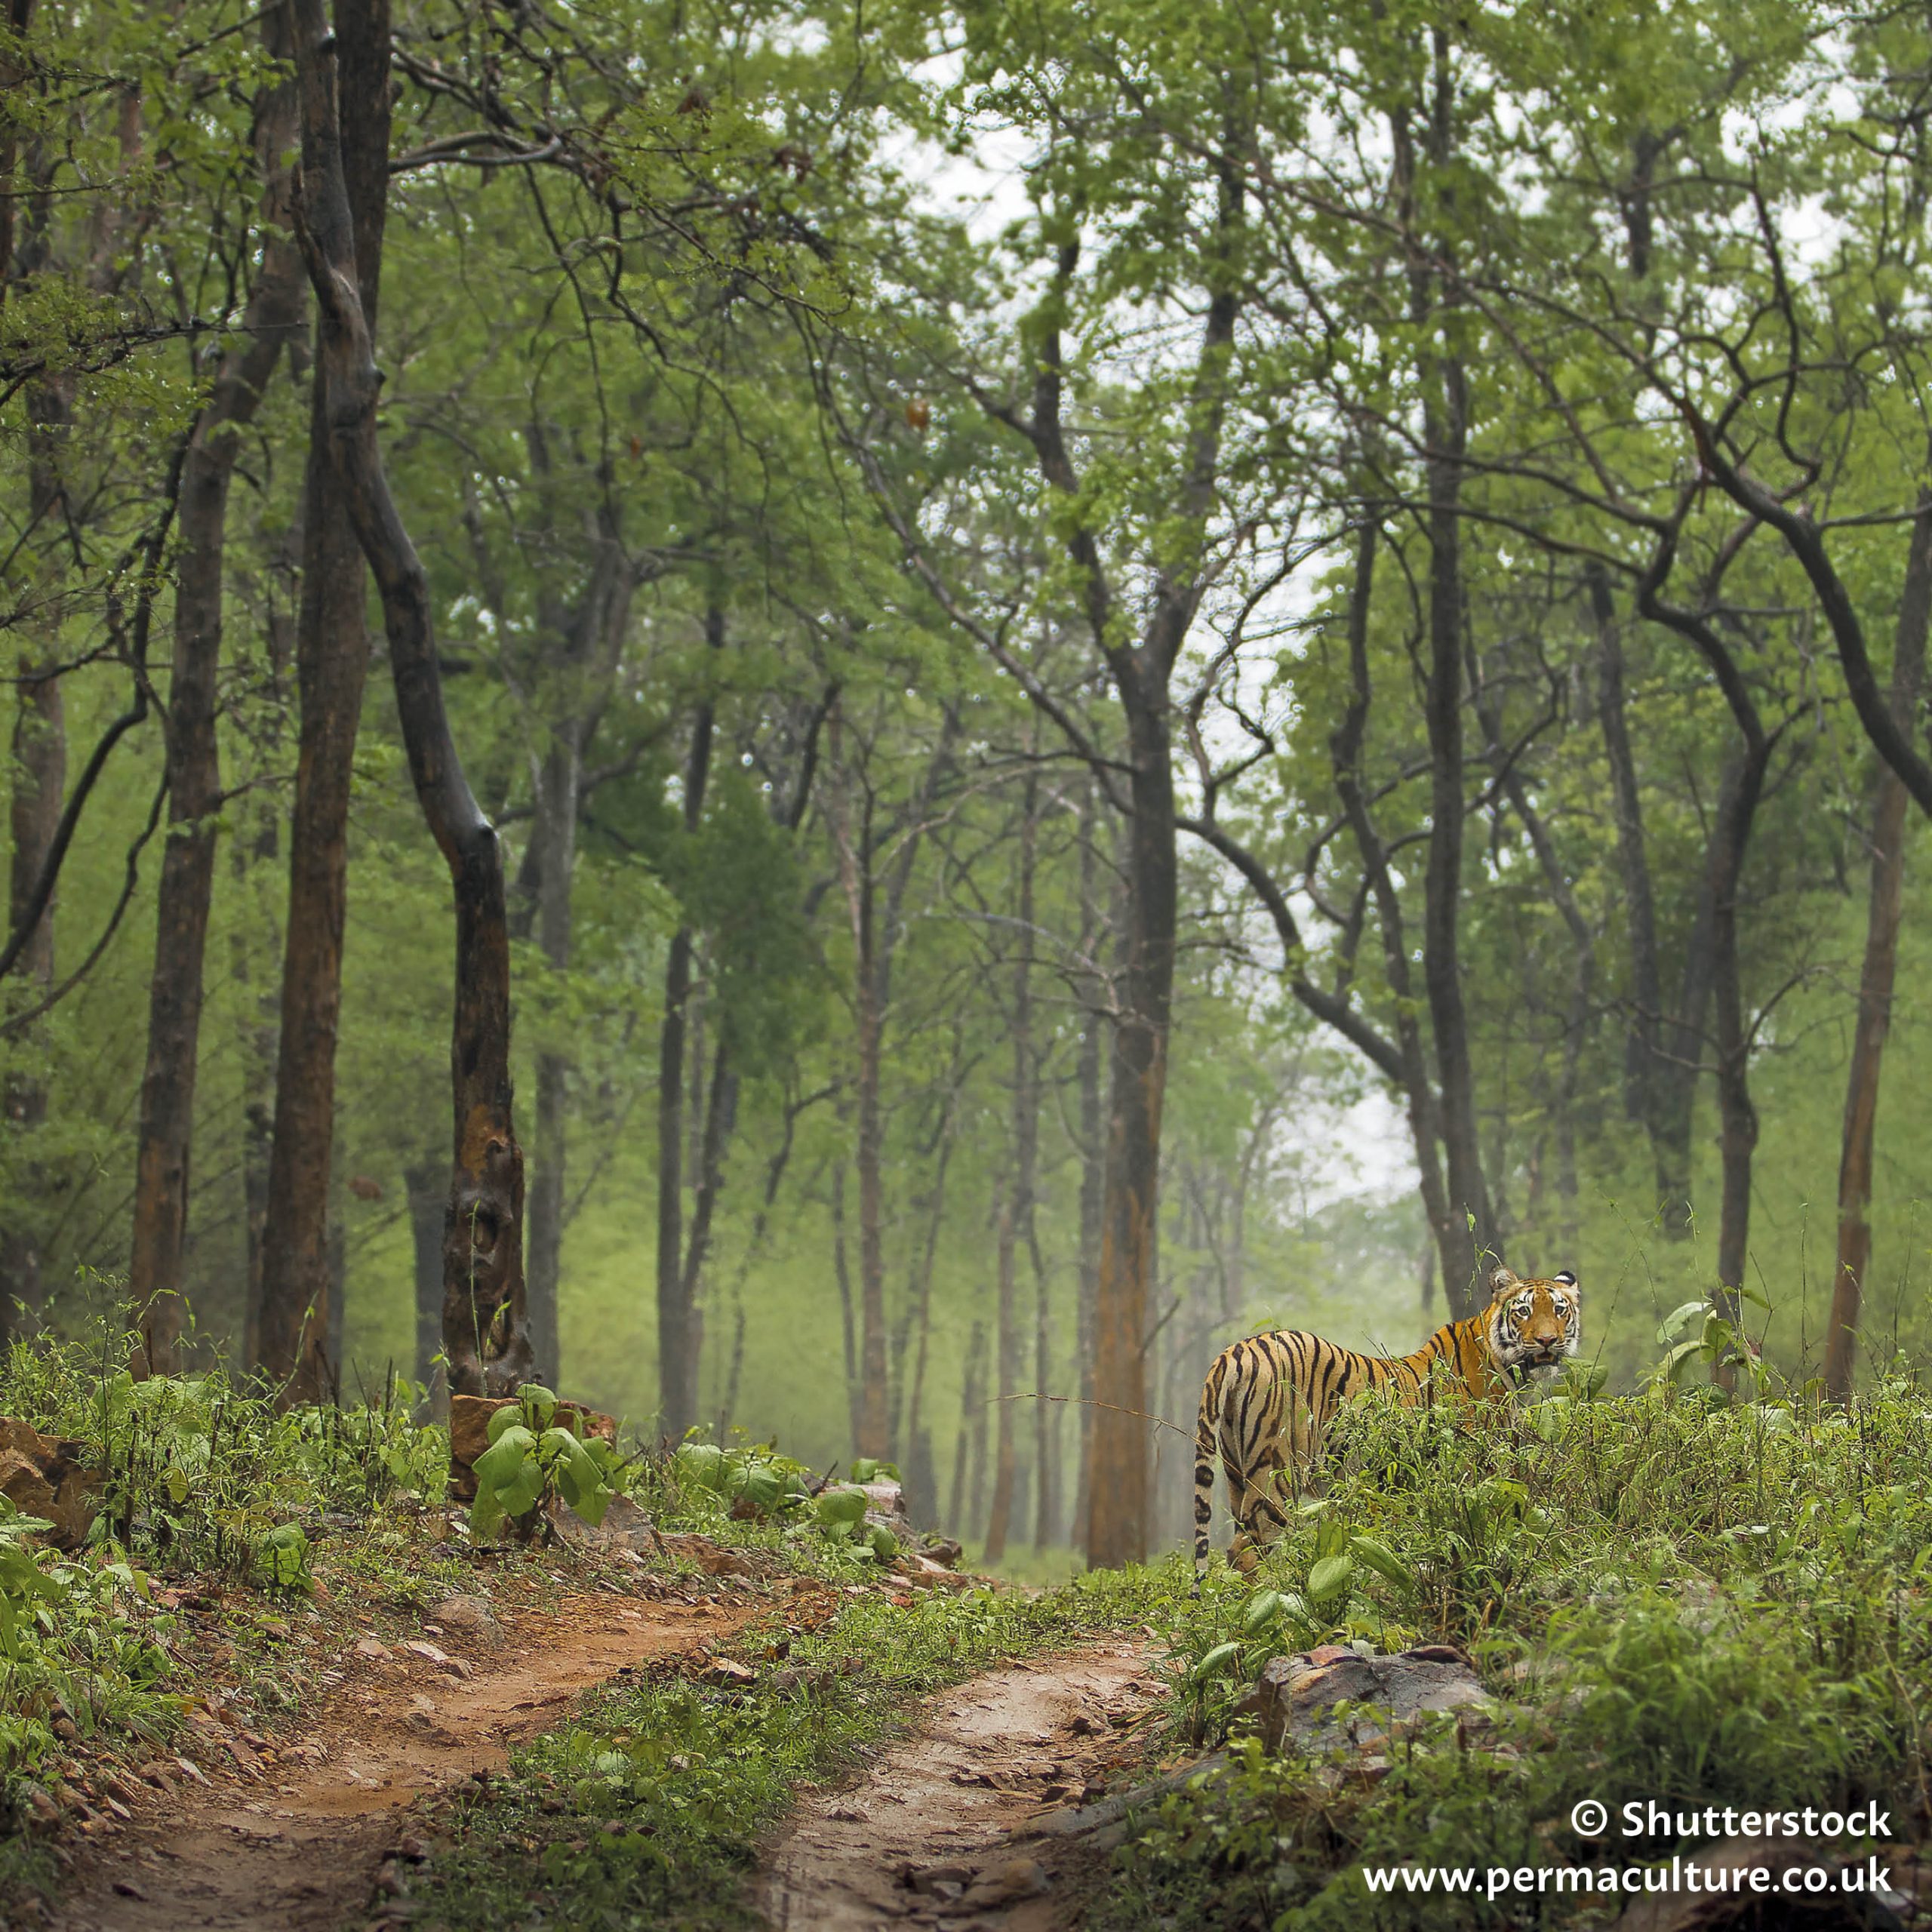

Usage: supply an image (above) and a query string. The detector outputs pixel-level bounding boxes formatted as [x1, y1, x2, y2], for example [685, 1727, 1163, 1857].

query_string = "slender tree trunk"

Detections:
[1009, 766, 1056, 1552]
[832, 1156, 863, 1452]
[257, 0, 389, 1398]
[656, 646, 715, 1439]
[1420, 355, 1494, 1301]
[286, 0, 531, 1404]
[0, 382, 71, 1342]
[406, 1162, 445, 1401]
[128, 42, 305, 1373]
[983, 1181, 1017, 1564]
[1072, 781, 1106, 1557]
[1826, 500, 1932, 1400]
[1088, 683, 1175, 1567]
[1331, 516, 1462, 1297]
[1709, 752, 1768, 1354]
[948, 1318, 985, 1538]
[1590, 565, 1665, 1137]
[525, 738, 577, 1390]
[0, 646, 61, 1342]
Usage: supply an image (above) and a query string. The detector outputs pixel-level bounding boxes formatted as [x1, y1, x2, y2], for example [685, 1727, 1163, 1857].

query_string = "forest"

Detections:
[5, 1, 1932, 1927]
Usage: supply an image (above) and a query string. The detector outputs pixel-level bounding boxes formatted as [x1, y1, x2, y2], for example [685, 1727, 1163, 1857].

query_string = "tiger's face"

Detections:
[1482, 1266, 1580, 1383]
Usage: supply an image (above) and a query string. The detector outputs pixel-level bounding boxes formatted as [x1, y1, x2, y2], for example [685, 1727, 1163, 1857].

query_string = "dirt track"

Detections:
[757, 1641, 1159, 1930]
[45, 1588, 761, 1932]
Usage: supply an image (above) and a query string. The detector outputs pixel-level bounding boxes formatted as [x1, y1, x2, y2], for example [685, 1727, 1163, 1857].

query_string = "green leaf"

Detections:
[486, 1404, 525, 1445]
[866, 1524, 899, 1562]
[1193, 1640, 1242, 1681]
[1657, 1301, 1709, 1345]
[1306, 1552, 1354, 1604]
[1241, 1589, 1288, 1636]
[814, 1485, 869, 1530]
[517, 1384, 560, 1429]
[1349, 1535, 1416, 1590]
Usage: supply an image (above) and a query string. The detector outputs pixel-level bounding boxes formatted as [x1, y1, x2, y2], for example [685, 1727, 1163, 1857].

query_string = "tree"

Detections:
[128, 20, 306, 1374]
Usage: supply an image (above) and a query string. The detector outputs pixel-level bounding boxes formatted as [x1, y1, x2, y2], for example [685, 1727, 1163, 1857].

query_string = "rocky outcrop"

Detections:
[0, 1416, 99, 1549]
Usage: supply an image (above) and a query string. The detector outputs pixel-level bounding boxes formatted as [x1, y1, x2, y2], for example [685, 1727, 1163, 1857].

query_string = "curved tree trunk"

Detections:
[287, 0, 531, 1405]
[255, 0, 391, 1401]
[1826, 495, 1932, 1401]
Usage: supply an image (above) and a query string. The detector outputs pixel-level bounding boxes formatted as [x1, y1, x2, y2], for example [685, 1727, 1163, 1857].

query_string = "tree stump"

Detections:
[445, 1393, 616, 1504]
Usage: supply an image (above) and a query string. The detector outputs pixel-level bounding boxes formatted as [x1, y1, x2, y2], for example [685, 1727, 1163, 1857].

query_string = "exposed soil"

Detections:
[756, 1641, 1161, 1930]
[44, 1583, 766, 1932]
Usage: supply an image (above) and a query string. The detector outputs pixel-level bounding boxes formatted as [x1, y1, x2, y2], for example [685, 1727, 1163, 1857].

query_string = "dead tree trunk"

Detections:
[256, 0, 390, 1401]
[1826, 497, 1932, 1400]
[286, 0, 531, 1403]
[129, 38, 306, 1374]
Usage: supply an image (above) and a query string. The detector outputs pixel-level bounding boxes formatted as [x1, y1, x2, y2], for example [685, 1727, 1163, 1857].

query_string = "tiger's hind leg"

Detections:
[1226, 1438, 1293, 1576]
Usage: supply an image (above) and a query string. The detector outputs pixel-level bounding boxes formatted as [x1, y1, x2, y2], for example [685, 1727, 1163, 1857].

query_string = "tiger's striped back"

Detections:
[1192, 1266, 1580, 1587]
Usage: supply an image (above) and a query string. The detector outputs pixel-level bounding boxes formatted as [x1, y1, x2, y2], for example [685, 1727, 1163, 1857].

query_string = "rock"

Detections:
[446, 1395, 617, 1503]
[426, 1594, 503, 1649]
[659, 1531, 758, 1578]
[544, 1491, 656, 1554]
[1249, 1645, 1494, 1755]
[859, 1481, 915, 1535]
[0, 1417, 99, 1549]
[1607, 1839, 1905, 1930]
[921, 1537, 964, 1569]
[958, 1858, 1051, 1909]
[904, 1861, 976, 1897]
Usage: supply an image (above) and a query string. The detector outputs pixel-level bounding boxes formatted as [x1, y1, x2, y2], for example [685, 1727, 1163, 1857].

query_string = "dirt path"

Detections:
[45, 1586, 762, 1932]
[757, 1641, 1161, 1930]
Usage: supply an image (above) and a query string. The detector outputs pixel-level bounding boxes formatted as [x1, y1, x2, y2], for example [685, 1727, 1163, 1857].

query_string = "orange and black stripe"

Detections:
[1192, 1266, 1579, 1586]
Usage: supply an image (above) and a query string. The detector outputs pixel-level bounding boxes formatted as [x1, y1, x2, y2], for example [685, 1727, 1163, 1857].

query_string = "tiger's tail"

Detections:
[1192, 1353, 1223, 1594]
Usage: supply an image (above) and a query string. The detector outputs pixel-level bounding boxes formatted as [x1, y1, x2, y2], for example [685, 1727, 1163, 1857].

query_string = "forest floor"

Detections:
[757, 1641, 1159, 1930]
[42, 1580, 768, 1932]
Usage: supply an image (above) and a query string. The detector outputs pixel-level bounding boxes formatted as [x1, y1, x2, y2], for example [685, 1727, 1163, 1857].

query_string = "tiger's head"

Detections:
[1481, 1266, 1580, 1384]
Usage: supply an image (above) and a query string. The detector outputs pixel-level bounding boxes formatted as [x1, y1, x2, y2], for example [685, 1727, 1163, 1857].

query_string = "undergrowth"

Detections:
[1102, 1371, 1932, 1929]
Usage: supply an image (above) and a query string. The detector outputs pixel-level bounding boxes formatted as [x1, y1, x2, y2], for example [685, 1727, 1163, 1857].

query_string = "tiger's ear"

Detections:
[1554, 1269, 1579, 1293]
[1487, 1265, 1519, 1298]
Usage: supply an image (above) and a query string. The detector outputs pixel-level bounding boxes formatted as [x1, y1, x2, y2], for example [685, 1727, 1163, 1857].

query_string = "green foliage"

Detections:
[471, 1387, 619, 1541]
[1110, 1380, 1932, 1930]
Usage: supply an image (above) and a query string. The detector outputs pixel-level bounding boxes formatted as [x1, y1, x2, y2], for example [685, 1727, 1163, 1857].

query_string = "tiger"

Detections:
[1192, 1264, 1580, 1588]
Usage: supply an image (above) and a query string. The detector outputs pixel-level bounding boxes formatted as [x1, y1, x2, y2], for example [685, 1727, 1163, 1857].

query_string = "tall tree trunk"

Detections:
[832, 1155, 863, 1452]
[1009, 765, 1056, 1552]
[1826, 497, 1932, 1401]
[1072, 781, 1106, 1557]
[1331, 516, 1461, 1296]
[948, 1318, 985, 1539]
[655, 632, 717, 1440]
[1, 371, 71, 1342]
[0, 642, 62, 1342]
[1708, 752, 1768, 1358]
[1088, 681, 1175, 1567]
[1419, 358, 1494, 1306]
[129, 40, 305, 1374]
[1589, 565, 1666, 1141]
[524, 729, 582, 1391]
[256, 0, 390, 1399]
[983, 1181, 1017, 1564]
[286, 0, 531, 1404]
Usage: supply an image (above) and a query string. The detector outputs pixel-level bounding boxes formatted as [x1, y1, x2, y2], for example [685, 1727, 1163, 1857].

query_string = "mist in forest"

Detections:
[6, 0, 1932, 1565]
